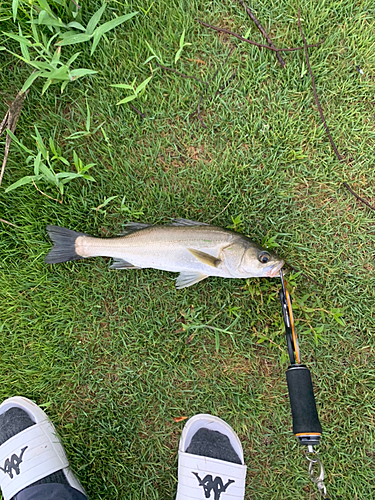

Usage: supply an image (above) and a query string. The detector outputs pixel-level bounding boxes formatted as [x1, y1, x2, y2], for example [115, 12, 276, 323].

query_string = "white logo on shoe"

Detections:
[0, 446, 28, 479]
[192, 472, 235, 500]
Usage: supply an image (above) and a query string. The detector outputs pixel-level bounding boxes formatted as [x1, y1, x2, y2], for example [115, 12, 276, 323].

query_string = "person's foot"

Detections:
[175, 414, 247, 500]
[0, 397, 87, 500]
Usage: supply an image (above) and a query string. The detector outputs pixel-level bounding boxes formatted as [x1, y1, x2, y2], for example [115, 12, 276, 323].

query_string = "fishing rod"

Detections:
[279, 271, 330, 499]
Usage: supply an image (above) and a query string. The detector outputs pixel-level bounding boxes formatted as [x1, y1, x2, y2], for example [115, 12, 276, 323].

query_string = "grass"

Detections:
[1, 0, 375, 498]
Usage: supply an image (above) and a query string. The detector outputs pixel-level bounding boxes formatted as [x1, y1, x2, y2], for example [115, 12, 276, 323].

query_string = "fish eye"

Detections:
[258, 251, 270, 264]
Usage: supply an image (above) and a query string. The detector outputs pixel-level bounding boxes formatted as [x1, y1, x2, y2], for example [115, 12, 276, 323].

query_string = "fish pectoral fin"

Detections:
[171, 218, 208, 226]
[188, 248, 221, 268]
[176, 271, 208, 289]
[110, 258, 141, 270]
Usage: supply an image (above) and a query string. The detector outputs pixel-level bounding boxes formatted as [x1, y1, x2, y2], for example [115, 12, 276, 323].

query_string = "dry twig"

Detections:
[198, 20, 324, 53]
[0, 218, 18, 227]
[297, 11, 341, 160]
[0, 89, 29, 187]
[156, 63, 204, 83]
[32, 179, 62, 204]
[297, 10, 375, 211]
[342, 182, 375, 211]
[129, 103, 146, 119]
[207, 197, 235, 223]
[238, 0, 286, 67]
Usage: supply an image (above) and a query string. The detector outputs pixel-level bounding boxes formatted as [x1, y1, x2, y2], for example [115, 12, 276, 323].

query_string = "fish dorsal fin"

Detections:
[118, 222, 151, 235]
[176, 271, 208, 289]
[188, 248, 221, 268]
[110, 258, 141, 270]
[171, 218, 208, 226]
[124, 222, 151, 230]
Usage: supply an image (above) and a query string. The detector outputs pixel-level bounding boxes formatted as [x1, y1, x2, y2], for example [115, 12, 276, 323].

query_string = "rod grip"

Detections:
[286, 365, 322, 445]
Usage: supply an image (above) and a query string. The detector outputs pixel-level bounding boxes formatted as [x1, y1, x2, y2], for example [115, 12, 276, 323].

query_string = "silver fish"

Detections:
[45, 219, 284, 288]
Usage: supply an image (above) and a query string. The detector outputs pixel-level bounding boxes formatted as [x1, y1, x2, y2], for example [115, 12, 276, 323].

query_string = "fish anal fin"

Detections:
[110, 258, 141, 270]
[171, 218, 208, 226]
[176, 271, 208, 289]
[188, 248, 221, 268]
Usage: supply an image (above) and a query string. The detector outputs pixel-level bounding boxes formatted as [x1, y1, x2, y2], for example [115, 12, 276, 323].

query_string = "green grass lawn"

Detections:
[1, 0, 374, 498]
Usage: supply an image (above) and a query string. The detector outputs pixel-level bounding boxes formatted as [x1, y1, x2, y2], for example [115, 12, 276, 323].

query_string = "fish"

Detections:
[45, 219, 284, 289]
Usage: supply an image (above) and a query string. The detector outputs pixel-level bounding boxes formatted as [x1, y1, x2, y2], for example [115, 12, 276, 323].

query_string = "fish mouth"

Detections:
[268, 260, 284, 278]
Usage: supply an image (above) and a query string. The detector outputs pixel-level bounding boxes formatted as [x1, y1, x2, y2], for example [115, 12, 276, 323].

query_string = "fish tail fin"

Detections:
[45, 225, 87, 264]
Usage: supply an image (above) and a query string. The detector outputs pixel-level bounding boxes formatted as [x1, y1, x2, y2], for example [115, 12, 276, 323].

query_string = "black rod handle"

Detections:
[286, 364, 322, 446]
